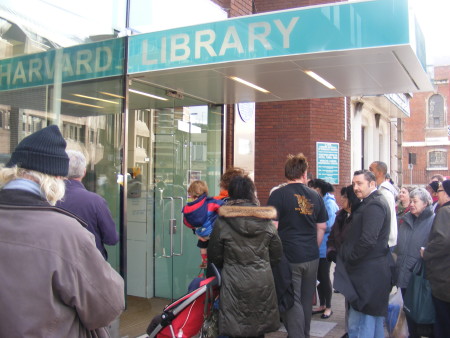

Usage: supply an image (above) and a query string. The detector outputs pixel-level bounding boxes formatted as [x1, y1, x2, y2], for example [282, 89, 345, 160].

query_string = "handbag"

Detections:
[403, 259, 435, 324]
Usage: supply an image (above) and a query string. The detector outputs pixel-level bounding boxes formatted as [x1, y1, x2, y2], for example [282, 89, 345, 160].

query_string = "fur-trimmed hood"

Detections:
[216, 200, 277, 237]
[218, 205, 277, 219]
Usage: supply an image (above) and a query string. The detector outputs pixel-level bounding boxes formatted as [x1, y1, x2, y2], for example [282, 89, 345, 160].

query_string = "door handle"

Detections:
[172, 197, 184, 256]
[161, 197, 174, 258]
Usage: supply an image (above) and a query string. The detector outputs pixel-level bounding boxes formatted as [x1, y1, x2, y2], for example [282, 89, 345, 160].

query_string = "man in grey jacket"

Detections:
[0, 125, 124, 337]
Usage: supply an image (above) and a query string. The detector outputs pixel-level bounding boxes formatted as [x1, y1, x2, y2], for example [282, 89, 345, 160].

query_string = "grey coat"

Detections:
[208, 201, 283, 337]
[0, 189, 125, 337]
[395, 207, 434, 288]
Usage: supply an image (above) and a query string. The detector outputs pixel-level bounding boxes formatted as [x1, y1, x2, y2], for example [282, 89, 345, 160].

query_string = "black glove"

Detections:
[326, 250, 337, 263]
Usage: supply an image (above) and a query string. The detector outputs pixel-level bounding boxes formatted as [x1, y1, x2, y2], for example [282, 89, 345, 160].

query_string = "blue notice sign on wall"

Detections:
[316, 142, 339, 184]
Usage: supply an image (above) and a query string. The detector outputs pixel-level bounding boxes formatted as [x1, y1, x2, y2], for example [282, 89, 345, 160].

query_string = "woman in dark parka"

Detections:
[208, 175, 283, 338]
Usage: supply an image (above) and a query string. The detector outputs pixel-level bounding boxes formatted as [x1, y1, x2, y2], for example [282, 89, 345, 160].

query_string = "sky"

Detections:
[410, 0, 450, 65]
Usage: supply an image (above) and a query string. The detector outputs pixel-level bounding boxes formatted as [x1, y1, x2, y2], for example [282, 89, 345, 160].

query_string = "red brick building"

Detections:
[403, 64, 450, 185]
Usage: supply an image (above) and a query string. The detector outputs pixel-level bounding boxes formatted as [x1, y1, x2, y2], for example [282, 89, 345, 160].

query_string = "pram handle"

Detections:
[210, 263, 221, 287]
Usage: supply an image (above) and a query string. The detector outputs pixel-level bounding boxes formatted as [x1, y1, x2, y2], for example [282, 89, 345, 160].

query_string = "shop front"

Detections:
[0, 0, 432, 334]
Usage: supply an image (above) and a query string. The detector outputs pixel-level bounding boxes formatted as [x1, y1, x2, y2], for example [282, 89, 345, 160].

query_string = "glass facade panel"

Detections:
[0, 77, 125, 271]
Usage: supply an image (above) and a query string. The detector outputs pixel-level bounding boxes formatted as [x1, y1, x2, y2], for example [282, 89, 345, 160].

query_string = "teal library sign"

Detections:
[128, 0, 411, 73]
[1, 0, 424, 91]
[0, 38, 124, 91]
[317, 142, 339, 185]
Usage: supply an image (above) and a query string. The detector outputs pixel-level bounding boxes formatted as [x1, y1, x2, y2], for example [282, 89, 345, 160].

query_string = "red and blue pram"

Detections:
[147, 265, 221, 338]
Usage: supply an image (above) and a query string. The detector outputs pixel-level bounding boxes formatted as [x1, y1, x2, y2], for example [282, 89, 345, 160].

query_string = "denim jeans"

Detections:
[348, 305, 385, 338]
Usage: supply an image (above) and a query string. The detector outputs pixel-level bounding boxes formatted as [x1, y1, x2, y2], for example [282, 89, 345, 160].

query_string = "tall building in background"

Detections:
[403, 64, 450, 185]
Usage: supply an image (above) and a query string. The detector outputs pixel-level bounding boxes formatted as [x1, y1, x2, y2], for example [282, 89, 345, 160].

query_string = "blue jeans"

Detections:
[348, 306, 384, 338]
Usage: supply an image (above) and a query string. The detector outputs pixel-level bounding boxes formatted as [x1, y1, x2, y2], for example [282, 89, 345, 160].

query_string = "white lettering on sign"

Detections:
[171, 33, 190, 62]
[140, 17, 300, 65]
[142, 40, 157, 65]
[219, 26, 244, 56]
[195, 29, 217, 58]
[274, 17, 299, 48]
[249, 22, 272, 52]
[1, 46, 114, 87]
[77, 50, 93, 74]
[0, 63, 11, 84]
[95, 47, 112, 72]
[29, 58, 43, 82]
[61, 53, 74, 76]
[13, 62, 26, 85]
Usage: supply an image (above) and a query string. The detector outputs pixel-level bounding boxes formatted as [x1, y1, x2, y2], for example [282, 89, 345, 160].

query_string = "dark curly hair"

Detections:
[308, 178, 334, 195]
[228, 175, 257, 204]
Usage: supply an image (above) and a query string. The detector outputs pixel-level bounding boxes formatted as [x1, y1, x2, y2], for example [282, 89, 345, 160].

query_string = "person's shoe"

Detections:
[321, 310, 333, 319]
[312, 308, 325, 315]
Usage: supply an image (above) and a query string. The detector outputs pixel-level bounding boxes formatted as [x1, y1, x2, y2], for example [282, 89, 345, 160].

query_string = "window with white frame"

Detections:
[428, 149, 447, 169]
[428, 94, 445, 128]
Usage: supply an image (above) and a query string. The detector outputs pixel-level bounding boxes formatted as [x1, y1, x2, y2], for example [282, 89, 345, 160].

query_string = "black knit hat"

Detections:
[428, 181, 439, 193]
[442, 180, 450, 197]
[6, 125, 69, 176]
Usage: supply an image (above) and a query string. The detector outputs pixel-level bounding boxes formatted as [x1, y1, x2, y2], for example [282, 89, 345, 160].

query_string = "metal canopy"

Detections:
[127, 0, 433, 105]
[129, 44, 431, 105]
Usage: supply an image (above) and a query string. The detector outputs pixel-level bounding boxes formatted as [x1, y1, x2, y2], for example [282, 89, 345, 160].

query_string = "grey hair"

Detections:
[67, 150, 86, 179]
[410, 187, 433, 206]
[0, 166, 65, 205]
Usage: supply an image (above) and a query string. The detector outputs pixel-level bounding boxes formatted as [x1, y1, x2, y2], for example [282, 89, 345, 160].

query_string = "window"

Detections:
[428, 94, 445, 128]
[136, 136, 146, 148]
[428, 150, 447, 169]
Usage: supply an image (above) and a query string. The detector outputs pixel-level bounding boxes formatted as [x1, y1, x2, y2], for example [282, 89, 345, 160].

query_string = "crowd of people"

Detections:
[186, 156, 450, 338]
[1, 124, 449, 338]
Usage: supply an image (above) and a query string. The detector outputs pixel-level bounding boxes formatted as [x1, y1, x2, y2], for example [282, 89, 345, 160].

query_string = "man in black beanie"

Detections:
[0, 125, 124, 337]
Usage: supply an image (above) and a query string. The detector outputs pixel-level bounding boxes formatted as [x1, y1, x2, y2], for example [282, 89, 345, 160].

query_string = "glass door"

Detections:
[127, 81, 222, 301]
[154, 105, 192, 299]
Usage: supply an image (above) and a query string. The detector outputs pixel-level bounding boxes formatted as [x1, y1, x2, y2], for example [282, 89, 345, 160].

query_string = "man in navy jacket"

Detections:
[57, 150, 119, 259]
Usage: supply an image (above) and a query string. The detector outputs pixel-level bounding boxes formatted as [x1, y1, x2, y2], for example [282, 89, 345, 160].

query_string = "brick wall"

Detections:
[255, 97, 352, 205]
[253, 0, 343, 13]
[211, 0, 253, 16]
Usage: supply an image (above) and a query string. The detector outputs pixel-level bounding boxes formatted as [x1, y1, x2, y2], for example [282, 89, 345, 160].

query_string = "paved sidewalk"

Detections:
[266, 263, 347, 338]
[266, 288, 347, 338]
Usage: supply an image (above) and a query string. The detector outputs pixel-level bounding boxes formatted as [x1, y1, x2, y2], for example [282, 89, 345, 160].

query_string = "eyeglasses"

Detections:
[437, 189, 445, 192]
